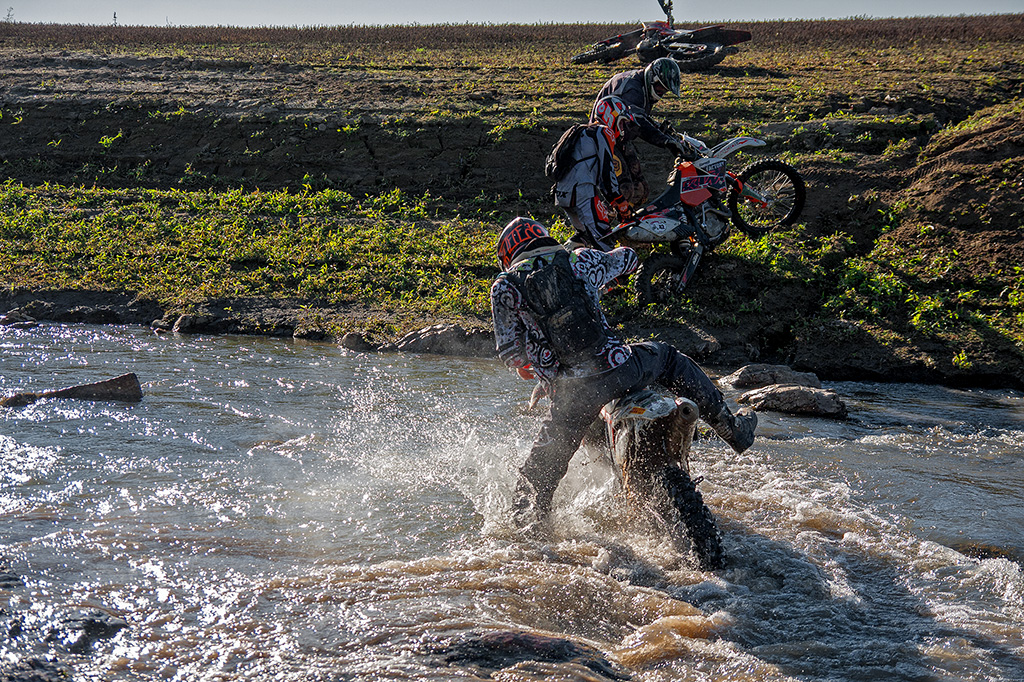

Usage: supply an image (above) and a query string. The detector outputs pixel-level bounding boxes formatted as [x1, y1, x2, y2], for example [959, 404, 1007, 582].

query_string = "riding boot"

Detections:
[510, 475, 555, 538]
[707, 404, 757, 454]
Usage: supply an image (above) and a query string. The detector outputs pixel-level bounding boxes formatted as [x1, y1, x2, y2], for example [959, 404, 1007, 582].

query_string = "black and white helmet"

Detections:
[644, 57, 681, 102]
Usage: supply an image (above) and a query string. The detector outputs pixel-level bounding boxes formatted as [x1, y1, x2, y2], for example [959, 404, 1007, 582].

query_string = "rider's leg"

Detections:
[633, 341, 757, 453]
[512, 358, 643, 531]
[565, 196, 613, 251]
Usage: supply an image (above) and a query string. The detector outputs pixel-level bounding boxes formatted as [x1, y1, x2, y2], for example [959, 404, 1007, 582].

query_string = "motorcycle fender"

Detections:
[687, 25, 752, 45]
[710, 136, 766, 158]
[601, 389, 691, 427]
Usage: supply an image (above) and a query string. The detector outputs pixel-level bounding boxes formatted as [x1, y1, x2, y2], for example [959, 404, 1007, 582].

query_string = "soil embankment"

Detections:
[2, 18, 1023, 389]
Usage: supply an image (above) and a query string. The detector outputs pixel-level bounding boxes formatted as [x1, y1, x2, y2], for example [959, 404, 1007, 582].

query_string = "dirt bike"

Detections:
[570, 1, 750, 71]
[582, 388, 724, 570]
[608, 133, 805, 306]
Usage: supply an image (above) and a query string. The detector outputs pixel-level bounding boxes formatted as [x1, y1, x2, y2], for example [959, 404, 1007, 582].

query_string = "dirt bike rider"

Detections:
[553, 96, 639, 252]
[590, 57, 692, 209]
[490, 217, 758, 535]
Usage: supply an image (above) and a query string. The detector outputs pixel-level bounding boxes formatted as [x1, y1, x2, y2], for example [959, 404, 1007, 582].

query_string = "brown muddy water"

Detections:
[1, 324, 1023, 681]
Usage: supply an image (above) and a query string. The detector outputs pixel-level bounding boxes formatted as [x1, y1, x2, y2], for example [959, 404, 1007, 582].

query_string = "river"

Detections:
[2, 323, 1022, 681]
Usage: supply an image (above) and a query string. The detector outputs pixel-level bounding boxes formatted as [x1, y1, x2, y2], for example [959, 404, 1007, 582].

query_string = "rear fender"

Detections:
[685, 25, 752, 45]
[601, 390, 699, 478]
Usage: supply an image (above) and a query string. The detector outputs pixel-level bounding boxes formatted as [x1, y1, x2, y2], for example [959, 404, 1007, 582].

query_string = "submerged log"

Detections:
[1, 373, 143, 408]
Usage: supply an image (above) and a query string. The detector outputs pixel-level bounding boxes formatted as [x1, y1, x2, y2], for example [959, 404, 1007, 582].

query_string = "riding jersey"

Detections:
[490, 246, 640, 384]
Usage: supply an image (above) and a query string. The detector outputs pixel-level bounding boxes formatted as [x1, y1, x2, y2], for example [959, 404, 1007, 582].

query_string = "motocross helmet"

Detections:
[645, 57, 681, 102]
[593, 96, 638, 140]
[496, 217, 558, 270]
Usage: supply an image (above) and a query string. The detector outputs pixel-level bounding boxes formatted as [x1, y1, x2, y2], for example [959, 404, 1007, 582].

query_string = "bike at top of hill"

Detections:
[570, 0, 751, 72]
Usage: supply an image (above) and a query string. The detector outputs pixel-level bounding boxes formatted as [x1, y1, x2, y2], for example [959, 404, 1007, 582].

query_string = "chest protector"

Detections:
[510, 250, 609, 368]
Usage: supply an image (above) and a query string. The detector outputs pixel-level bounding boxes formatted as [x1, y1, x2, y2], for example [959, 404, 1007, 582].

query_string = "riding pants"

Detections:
[515, 341, 726, 519]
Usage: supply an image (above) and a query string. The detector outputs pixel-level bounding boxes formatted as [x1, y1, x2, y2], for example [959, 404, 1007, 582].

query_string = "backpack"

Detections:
[509, 250, 608, 368]
[543, 124, 598, 182]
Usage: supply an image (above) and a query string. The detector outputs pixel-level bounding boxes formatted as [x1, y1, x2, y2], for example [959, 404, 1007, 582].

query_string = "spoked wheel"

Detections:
[570, 42, 628, 64]
[635, 254, 688, 306]
[666, 42, 731, 71]
[728, 158, 806, 238]
[653, 465, 724, 570]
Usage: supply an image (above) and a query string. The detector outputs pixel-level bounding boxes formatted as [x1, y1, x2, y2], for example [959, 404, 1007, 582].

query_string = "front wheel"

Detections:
[635, 253, 688, 307]
[728, 158, 806, 238]
[653, 465, 724, 570]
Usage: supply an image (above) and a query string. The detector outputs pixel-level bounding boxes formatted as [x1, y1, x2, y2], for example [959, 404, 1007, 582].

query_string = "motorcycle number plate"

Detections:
[624, 215, 679, 242]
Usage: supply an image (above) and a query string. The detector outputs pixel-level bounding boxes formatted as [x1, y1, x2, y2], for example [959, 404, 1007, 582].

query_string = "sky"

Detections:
[9, 0, 1022, 27]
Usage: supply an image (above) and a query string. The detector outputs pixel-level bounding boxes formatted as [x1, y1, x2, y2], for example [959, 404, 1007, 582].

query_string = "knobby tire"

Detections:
[670, 43, 729, 72]
[728, 158, 806, 238]
[570, 43, 628, 65]
[636, 253, 688, 306]
[654, 465, 724, 570]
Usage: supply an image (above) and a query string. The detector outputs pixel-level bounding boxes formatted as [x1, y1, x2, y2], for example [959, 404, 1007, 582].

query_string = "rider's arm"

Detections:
[490, 277, 529, 371]
[573, 247, 640, 289]
[634, 110, 689, 154]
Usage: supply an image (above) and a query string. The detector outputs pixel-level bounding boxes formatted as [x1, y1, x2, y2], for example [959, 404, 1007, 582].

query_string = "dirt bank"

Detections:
[2, 20, 1023, 389]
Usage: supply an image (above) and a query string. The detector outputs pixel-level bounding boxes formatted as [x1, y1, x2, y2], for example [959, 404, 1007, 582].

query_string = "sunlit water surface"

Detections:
[1, 324, 1022, 681]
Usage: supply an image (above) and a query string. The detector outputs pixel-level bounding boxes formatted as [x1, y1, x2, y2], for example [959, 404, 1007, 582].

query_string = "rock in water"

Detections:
[1, 373, 143, 407]
[737, 384, 848, 419]
[719, 363, 822, 389]
[429, 630, 631, 680]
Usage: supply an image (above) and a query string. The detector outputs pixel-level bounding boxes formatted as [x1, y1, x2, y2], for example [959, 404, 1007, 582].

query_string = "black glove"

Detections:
[668, 139, 695, 161]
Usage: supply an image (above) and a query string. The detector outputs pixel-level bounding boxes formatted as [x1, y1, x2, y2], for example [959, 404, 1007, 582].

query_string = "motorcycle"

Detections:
[570, 0, 751, 71]
[607, 132, 806, 306]
[582, 388, 724, 570]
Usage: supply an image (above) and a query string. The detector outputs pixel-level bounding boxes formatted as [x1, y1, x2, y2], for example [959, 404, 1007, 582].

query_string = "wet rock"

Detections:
[340, 331, 376, 352]
[0, 311, 39, 329]
[0, 570, 22, 588]
[0, 658, 73, 682]
[394, 323, 495, 357]
[61, 306, 123, 325]
[431, 630, 631, 681]
[50, 609, 127, 654]
[172, 313, 215, 334]
[737, 384, 848, 419]
[293, 327, 332, 341]
[719, 363, 822, 389]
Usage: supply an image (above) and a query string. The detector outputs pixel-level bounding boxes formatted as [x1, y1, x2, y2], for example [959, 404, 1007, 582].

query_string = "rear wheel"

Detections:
[665, 43, 731, 71]
[728, 158, 806, 238]
[654, 465, 724, 570]
[570, 43, 628, 64]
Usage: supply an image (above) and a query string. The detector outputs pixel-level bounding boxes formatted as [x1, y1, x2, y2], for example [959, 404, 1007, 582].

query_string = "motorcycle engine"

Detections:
[699, 205, 730, 243]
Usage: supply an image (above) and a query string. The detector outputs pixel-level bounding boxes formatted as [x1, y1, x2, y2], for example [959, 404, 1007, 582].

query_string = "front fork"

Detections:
[729, 171, 769, 209]
[668, 240, 705, 293]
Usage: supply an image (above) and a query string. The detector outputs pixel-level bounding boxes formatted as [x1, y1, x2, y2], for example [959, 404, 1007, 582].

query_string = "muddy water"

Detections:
[1, 324, 1022, 681]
